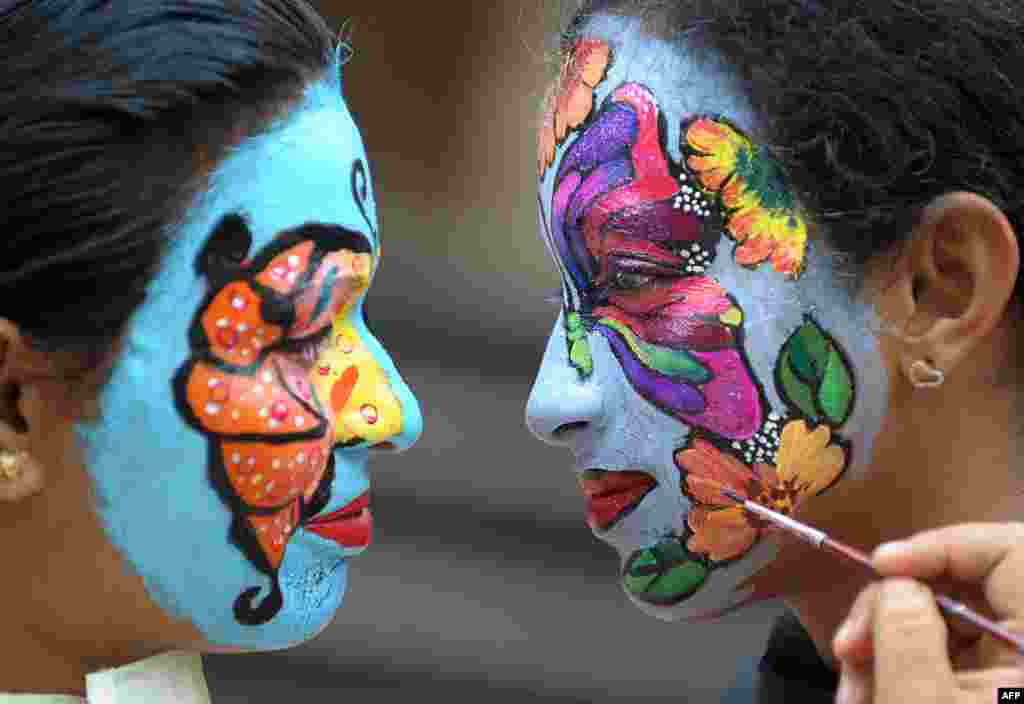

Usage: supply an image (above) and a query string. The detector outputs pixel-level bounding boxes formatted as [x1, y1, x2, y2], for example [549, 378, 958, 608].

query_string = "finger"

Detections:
[956, 665, 1024, 694]
[872, 523, 1024, 619]
[834, 583, 882, 664]
[835, 662, 872, 704]
[873, 578, 956, 703]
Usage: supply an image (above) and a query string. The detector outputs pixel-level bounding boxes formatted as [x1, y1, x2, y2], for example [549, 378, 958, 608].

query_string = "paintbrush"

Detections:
[719, 487, 1024, 657]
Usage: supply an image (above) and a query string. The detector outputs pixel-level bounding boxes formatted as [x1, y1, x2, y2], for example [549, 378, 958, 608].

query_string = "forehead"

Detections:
[185, 68, 378, 256]
[540, 14, 759, 199]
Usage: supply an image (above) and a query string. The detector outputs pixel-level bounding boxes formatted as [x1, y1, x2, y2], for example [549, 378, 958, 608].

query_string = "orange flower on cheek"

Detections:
[676, 422, 847, 564]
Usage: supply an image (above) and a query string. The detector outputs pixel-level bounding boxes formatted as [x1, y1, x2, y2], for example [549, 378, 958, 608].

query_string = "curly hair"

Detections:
[566, 0, 1024, 304]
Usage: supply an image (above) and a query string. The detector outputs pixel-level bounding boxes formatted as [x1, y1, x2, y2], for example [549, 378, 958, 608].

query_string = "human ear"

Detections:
[0, 320, 47, 503]
[876, 192, 1020, 385]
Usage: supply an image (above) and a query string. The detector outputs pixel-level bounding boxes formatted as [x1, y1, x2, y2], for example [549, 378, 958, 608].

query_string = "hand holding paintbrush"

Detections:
[718, 487, 1024, 657]
[716, 488, 1024, 702]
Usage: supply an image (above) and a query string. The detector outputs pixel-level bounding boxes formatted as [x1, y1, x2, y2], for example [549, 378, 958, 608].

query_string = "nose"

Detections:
[363, 332, 423, 453]
[310, 314, 423, 453]
[526, 313, 604, 447]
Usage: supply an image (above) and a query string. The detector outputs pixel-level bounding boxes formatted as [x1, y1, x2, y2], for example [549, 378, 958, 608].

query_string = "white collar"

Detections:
[0, 651, 211, 704]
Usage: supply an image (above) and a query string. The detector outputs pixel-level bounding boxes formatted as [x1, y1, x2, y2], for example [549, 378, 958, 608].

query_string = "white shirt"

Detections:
[0, 651, 211, 704]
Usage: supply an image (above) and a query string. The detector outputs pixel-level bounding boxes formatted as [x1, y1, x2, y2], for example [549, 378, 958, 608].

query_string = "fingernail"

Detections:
[874, 540, 911, 564]
[833, 619, 854, 654]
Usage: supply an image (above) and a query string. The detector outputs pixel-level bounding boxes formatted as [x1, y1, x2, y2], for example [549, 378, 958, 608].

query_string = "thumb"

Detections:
[873, 578, 956, 703]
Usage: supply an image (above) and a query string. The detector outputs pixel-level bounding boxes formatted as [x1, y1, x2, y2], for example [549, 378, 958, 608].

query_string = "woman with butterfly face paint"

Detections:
[527, 1, 1024, 700]
[0, 1, 421, 701]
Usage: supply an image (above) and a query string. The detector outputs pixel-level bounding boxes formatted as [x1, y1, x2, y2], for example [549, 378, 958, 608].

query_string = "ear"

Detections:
[0, 320, 48, 503]
[877, 192, 1020, 384]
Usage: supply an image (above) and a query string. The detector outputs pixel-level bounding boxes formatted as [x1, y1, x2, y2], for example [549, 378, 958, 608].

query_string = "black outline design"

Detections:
[351, 159, 376, 242]
[172, 166, 376, 626]
[774, 314, 858, 429]
[621, 535, 709, 606]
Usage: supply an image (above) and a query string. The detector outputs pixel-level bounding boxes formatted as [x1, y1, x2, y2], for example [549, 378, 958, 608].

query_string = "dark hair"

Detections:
[566, 0, 1024, 304]
[0, 0, 336, 377]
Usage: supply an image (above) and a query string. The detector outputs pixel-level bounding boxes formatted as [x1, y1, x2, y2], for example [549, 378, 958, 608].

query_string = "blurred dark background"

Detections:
[204, 2, 783, 701]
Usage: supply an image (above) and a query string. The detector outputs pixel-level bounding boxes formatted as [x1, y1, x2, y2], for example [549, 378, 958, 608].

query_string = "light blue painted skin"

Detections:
[75, 47, 423, 650]
[525, 16, 889, 620]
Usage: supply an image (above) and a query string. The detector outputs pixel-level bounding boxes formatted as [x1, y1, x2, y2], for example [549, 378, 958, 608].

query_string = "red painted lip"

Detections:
[580, 470, 658, 532]
[304, 492, 372, 549]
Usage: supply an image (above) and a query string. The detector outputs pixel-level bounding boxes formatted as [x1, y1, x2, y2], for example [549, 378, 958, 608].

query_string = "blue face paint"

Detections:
[75, 49, 423, 650]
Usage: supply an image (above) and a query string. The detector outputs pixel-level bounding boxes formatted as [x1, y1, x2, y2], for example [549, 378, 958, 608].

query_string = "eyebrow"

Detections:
[194, 216, 375, 302]
[288, 223, 373, 255]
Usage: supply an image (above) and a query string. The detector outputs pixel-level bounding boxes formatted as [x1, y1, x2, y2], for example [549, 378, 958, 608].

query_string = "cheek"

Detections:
[591, 285, 764, 441]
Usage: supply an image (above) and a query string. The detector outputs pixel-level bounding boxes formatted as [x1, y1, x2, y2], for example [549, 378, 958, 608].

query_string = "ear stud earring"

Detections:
[0, 449, 27, 481]
[909, 360, 945, 389]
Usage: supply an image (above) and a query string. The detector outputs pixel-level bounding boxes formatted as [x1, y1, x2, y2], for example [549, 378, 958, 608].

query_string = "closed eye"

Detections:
[602, 254, 685, 293]
[280, 327, 332, 366]
[609, 271, 657, 291]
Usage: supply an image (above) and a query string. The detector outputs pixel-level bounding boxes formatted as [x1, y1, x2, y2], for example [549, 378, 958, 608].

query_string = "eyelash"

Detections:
[608, 271, 657, 291]
[288, 331, 332, 365]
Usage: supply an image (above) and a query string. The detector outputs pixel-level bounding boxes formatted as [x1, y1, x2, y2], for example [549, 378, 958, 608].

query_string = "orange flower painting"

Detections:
[537, 38, 611, 177]
[676, 421, 846, 563]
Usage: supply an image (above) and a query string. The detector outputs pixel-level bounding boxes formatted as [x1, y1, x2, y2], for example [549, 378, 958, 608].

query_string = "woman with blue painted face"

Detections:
[527, 0, 1024, 700]
[0, 2, 422, 700]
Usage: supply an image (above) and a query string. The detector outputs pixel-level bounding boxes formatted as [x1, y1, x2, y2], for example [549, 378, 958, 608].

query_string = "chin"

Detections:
[586, 484, 778, 623]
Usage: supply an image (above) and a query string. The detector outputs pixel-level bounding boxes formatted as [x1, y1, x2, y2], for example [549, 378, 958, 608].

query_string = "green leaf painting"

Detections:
[775, 316, 855, 427]
[565, 311, 594, 378]
[622, 538, 708, 605]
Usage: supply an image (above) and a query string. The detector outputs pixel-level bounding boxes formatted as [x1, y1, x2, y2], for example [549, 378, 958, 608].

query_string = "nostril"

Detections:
[552, 421, 588, 440]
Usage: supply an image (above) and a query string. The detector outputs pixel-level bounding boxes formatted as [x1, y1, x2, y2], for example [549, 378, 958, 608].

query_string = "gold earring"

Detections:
[0, 449, 27, 481]
[909, 360, 945, 389]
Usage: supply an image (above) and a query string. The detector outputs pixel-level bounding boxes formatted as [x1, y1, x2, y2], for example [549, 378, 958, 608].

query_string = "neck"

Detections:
[786, 378, 1023, 669]
[0, 622, 89, 696]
